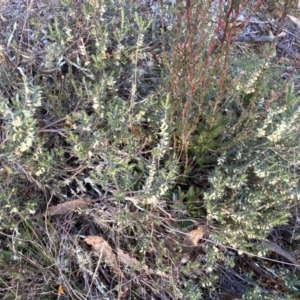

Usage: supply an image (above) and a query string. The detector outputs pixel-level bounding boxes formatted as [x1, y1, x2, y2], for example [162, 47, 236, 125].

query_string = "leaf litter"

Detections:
[32, 197, 93, 218]
[83, 235, 167, 278]
[182, 226, 208, 254]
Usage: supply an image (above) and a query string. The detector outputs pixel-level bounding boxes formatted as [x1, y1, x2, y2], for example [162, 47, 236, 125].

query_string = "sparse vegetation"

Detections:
[0, 0, 300, 299]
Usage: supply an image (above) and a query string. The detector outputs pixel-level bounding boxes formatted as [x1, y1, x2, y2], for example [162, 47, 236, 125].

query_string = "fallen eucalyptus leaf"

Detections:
[264, 240, 300, 270]
[33, 197, 93, 218]
[116, 247, 167, 277]
[84, 235, 125, 278]
[286, 14, 300, 29]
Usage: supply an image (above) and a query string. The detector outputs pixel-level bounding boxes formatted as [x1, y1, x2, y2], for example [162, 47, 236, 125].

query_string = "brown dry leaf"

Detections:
[264, 241, 300, 270]
[272, 7, 284, 18]
[117, 247, 152, 275]
[117, 247, 140, 267]
[116, 247, 167, 277]
[84, 235, 116, 261]
[57, 285, 64, 295]
[33, 197, 93, 218]
[84, 236, 125, 278]
[182, 226, 207, 254]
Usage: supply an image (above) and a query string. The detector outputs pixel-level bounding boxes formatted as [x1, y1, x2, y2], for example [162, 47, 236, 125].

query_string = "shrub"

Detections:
[0, 0, 299, 299]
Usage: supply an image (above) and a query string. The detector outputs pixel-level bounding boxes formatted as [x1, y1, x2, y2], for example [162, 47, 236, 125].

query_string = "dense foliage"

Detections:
[0, 0, 299, 299]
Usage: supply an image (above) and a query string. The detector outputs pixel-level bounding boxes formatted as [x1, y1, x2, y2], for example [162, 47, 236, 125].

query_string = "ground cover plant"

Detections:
[0, 0, 300, 299]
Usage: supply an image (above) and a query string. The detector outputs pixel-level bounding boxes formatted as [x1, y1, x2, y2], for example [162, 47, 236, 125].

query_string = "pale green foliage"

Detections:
[242, 286, 263, 300]
[0, 0, 299, 299]
[0, 0, 177, 213]
[204, 85, 299, 251]
[1, 80, 42, 157]
[180, 280, 202, 300]
[0, 2, 180, 297]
